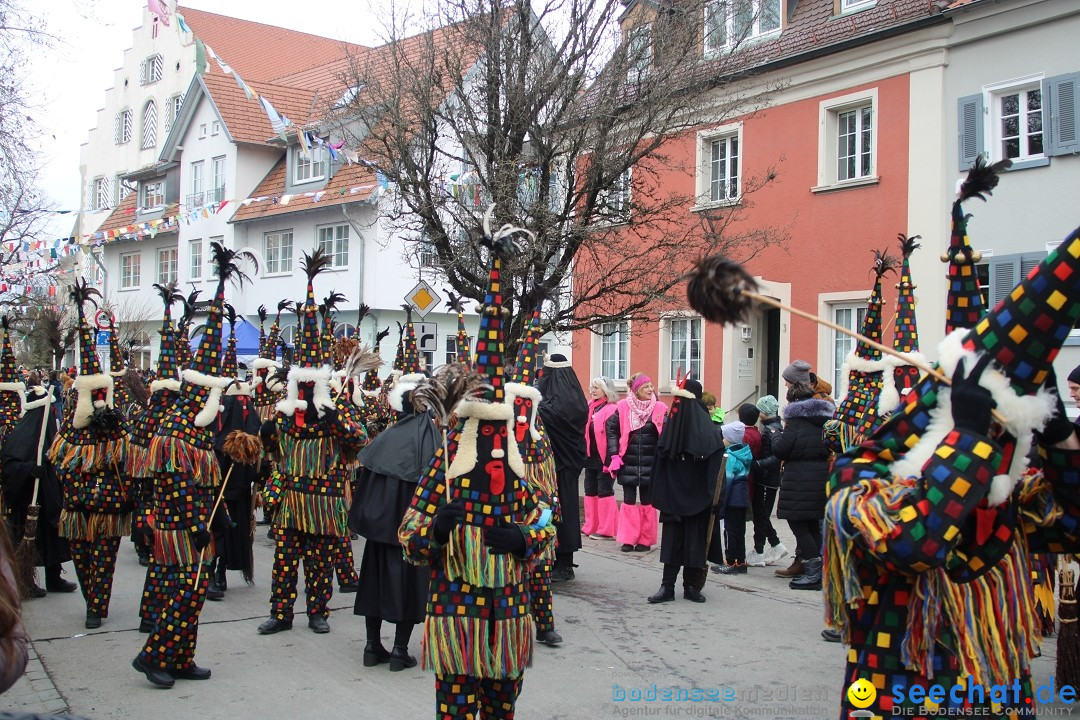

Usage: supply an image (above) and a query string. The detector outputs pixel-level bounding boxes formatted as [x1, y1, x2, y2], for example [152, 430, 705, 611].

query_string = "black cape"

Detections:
[349, 408, 439, 545]
[651, 388, 726, 519]
[212, 394, 263, 579]
[536, 366, 588, 472]
[1, 388, 69, 566]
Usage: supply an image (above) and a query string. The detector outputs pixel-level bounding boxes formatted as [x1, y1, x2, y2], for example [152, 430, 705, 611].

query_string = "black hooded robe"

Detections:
[651, 387, 725, 568]
[213, 395, 263, 580]
[536, 366, 588, 557]
[2, 389, 70, 566]
[350, 407, 437, 624]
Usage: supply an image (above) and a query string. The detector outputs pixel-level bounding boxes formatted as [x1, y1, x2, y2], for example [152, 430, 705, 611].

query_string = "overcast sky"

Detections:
[28, 0, 391, 240]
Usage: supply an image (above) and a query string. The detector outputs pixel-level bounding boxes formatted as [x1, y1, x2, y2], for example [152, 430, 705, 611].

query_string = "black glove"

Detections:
[28, 464, 43, 480]
[432, 501, 465, 543]
[1033, 368, 1076, 445]
[192, 528, 212, 551]
[484, 522, 526, 556]
[951, 356, 997, 436]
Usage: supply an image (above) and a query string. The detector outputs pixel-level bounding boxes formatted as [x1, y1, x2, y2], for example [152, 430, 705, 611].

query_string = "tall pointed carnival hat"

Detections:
[436, 208, 537, 518]
[0, 316, 25, 432]
[943, 157, 1011, 333]
[446, 291, 472, 364]
[362, 325, 391, 396]
[105, 312, 135, 414]
[176, 288, 201, 371]
[833, 249, 898, 437]
[252, 300, 290, 417]
[387, 304, 426, 413]
[222, 304, 253, 396]
[169, 242, 256, 430]
[275, 250, 336, 421]
[504, 301, 545, 446]
[150, 283, 183, 394]
[880, 235, 928, 411]
[68, 279, 114, 429]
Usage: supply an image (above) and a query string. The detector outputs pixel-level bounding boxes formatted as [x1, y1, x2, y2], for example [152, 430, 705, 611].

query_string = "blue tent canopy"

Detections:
[189, 319, 261, 358]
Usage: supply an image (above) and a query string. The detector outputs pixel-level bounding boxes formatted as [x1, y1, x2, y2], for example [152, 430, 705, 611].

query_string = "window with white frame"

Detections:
[704, 0, 780, 55]
[117, 177, 133, 203]
[697, 125, 741, 204]
[211, 156, 226, 202]
[626, 24, 651, 83]
[830, 303, 867, 393]
[816, 89, 877, 189]
[444, 334, 473, 365]
[598, 321, 629, 382]
[190, 161, 204, 205]
[211, 121, 221, 136]
[994, 83, 1044, 162]
[163, 94, 184, 134]
[141, 100, 158, 149]
[115, 109, 133, 145]
[666, 316, 702, 384]
[140, 180, 164, 210]
[265, 231, 294, 274]
[293, 146, 327, 184]
[189, 239, 203, 280]
[334, 323, 358, 338]
[840, 0, 875, 11]
[120, 252, 141, 290]
[419, 239, 438, 268]
[597, 169, 631, 223]
[91, 177, 112, 211]
[316, 224, 349, 267]
[141, 54, 163, 85]
[158, 247, 178, 285]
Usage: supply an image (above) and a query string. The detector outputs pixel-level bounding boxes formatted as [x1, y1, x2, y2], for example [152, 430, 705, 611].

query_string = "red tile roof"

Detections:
[178, 6, 369, 85]
[229, 157, 379, 224]
[95, 194, 139, 233]
[201, 66, 318, 146]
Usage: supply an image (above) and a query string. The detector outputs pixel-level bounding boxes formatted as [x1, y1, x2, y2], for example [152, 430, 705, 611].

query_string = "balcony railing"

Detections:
[185, 187, 225, 209]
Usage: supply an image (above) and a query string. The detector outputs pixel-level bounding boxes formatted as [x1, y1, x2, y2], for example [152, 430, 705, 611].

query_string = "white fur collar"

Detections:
[544, 356, 572, 369]
[275, 364, 334, 417]
[671, 387, 695, 399]
[71, 373, 113, 429]
[445, 415, 526, 482]
[388, 372, 424, 413]
[23, 386, 52, 411]
[877, 351, 930, 418]
[504, 381, 542, 441]
[181, 368, 233, 427]
[889, 330, 1055, 506]
[150, 378, 182, 394]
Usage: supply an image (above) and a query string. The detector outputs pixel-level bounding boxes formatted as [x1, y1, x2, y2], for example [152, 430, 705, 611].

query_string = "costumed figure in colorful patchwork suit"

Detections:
[505, 304, 561, 646]
[884, 234, 928, 409]
[258, 251, 368, 636]
[48, 280, 131, 630]
[207, 305, 263, 600]
[398, 213, 556, 720]
[106, 314, 149, 420]
[359, 325, 394, 439]
[131, 242, 257, 688]
[0, 315, 26, 524]
[129, 283, 183, 570]
[252, 302, 290, 423]
[322, 293, 362, 595]
[823, 249, 897, 456]
[825, 158, 1080, 716]
[2, 368, 74, 599]
[132, 283, 185, 628]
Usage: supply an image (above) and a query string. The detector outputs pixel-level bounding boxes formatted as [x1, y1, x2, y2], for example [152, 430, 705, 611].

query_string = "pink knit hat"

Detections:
[631, 375, 652, 393]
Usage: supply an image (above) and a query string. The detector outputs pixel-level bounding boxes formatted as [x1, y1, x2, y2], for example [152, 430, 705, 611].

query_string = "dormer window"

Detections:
[704, 0, 781, 57]
[626, 25, 652, 84]
[141, 179, 165, 211]
[839, 0, 875, 12]
[293, 146, 327, 184]
[334, 85, 365, 109]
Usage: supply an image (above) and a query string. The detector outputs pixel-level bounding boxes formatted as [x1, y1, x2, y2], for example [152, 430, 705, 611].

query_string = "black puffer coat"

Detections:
[605, 409, 661, 488]
[752, 417, 783, 489]
[774, 398, 834, 521]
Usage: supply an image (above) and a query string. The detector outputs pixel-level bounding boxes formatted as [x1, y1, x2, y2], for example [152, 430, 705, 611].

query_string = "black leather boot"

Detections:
[647, 585, 675, 604]
[363, 642, 391, 667]
[389, 645, 417, 671]
[45, 565, 77, 593]
[790, 557, 822, 590]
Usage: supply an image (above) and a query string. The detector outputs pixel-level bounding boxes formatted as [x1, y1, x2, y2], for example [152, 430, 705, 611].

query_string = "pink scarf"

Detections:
[625, 392, 657, 433]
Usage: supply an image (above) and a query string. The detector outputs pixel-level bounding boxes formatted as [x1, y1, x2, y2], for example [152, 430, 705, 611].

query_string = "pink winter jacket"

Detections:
[586, 400, 617, 460]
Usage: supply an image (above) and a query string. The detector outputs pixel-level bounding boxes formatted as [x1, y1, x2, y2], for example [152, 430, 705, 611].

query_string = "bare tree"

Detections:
[19, 304, 76, 370]
[104, 295, 161, 366]
[333, 0, 788, 358]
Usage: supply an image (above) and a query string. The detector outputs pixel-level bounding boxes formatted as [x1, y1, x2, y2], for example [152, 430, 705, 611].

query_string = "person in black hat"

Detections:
[648, 379, 725, 603]
[536, 353, 588, 582]
[1067, 364, 1080, 423]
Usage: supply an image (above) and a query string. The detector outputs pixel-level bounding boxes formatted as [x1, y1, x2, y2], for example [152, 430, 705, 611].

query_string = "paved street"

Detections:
[0, 512, 1065, 720]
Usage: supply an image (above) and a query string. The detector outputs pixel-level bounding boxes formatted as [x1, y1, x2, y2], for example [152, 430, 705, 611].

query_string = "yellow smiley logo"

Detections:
[847, 678, 877, 709]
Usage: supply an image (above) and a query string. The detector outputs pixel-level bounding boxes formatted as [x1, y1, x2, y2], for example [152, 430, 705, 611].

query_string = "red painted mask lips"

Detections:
[486, 459, 505, 494]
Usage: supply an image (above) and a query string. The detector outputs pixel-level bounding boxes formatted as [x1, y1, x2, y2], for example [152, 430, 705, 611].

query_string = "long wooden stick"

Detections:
[194, 465, 234, 587]
[704, 454, 727, 558]
[746, 292, 1007, 423]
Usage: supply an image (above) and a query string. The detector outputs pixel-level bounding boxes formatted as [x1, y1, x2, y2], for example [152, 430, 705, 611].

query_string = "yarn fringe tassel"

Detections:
[422, 614, 533, 677]
[148, 435, 221, 488]
[125, 443, 152, 479]
[445, 525, 529, 588]
[48, 435, 125, 475]
[152, 528, 205, 566]
[278, 435, 334, 478]
[59, 509, 132, 541]
[277, 490, 347, 536]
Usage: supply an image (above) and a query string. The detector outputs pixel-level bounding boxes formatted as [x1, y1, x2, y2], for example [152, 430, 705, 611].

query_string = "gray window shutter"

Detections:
[989, 255, 1019, 308]
[1020, 252, 1045, 282]
[958, 94, 984, 171]
[1046, 73, 1080, 156]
